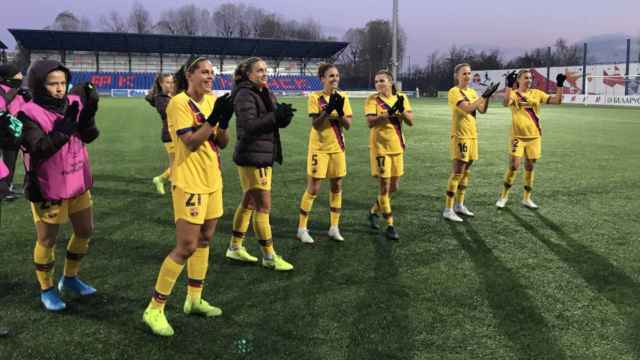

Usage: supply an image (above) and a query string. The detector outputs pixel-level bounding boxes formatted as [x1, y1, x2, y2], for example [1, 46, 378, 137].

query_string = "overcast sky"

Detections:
[1, 0, 639, 65]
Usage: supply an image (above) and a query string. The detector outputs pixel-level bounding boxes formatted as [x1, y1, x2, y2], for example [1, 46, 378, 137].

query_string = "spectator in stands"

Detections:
[225, 57, 296, 271]
[142, 56, 234, 337]
[364, 69, 414, 240]
[146, 73, 175, 195]
[295, 63, 352, 244]
[0, 63, 30, 201]
[15, 60, 100, 311]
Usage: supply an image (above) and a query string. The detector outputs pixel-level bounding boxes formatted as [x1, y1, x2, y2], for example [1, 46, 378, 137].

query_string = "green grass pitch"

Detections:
[1, 97, 639, 359]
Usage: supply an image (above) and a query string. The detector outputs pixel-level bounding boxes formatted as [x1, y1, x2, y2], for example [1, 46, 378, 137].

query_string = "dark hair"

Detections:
[317, 63, 337, 79]
[375, 69, 397, 95]
[148, 73, 173, 98]
[233, 57, 264, 86]
[174, 56, 210, 93]
[453, 63, 471, 86]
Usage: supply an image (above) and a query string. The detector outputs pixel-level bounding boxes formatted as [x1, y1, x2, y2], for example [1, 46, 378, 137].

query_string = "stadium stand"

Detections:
[9, 29, 346, 93]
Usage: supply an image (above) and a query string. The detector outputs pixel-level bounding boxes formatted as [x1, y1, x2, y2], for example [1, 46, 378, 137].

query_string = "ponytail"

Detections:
[174, 55, 210, 93]
[375, 69, 397, 95]
[234, 57, 263, 87]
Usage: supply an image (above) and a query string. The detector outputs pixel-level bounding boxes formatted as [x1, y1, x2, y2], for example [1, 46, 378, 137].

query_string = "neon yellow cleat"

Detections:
[225, 246, 258, 263]
[183, 295, 223, 317]
[142, 306, 174, 337]
[262, 254, 294, 271]
[152, 176, 166, 195]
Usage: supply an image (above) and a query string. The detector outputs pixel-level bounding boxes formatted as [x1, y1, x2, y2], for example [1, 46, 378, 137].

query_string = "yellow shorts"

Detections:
[450, 137, 478, 162]
[31, 190, 92, 225]
[370, 152, 404, 178]
[172, 186, 223, 224]
[510, 137, 541, 160]
[238, 166, 272, 192]
[164, 141, 175, 154]
[307, 151, 347, 179]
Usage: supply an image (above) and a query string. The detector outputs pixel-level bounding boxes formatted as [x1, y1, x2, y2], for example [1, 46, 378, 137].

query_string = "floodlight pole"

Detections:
[392, 0, 398, 82]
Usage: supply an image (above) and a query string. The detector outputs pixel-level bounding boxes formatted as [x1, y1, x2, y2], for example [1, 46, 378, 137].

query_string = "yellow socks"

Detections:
[63, 234, 90, 277]
[230, 207, 254, 249]
[370, 199, 380, 215]
[455, 171, 470, 206]
[330, 191, 342, 227]
[378, 194, 393, 226]
[253, 211, 275, 258]
[298, 191, 316, 229]
[187, 247, 209, 300]
[34, 241, 55, 291]
[159, 168, 170, 181]
[150, 257, 184, 310]
[446, 173, 463, 209]
[524, 170, 535, 200]
[501, 168, 518, 198]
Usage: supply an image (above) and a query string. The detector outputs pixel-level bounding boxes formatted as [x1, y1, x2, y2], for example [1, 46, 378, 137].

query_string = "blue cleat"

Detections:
[41, 288, 66, 311]
[58, 276, 97, 297]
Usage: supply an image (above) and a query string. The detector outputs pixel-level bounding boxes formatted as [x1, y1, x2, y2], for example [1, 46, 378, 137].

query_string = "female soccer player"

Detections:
[296, 64, 352, 244]
[146, 73, 175, 195]
[225, 57, 296, 270]
[142, 57, 234, 337]
[15, 60, 99, 311]
[442, 63, 499, 222]
[495, 70, 565, 209]
[365, 70, 414, 240]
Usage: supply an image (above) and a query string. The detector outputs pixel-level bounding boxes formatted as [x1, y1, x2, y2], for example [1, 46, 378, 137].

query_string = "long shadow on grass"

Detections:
[345, 235, 416, 360]
[507, 209, 640, 359]
[449, 221, 568, 360]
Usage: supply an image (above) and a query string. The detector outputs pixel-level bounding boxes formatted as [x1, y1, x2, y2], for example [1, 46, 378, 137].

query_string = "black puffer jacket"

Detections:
[232, 81, 282, 167]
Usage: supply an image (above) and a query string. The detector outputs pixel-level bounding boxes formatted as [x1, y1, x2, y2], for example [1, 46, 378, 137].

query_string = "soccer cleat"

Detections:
[368, 212, 380, 229]
[442, 208, 463, 222]
[454, 204, 475, 217]
[152, 176, 166, 195]
[327, 226, 344, 242]
[262, 255, 294, 271]
[58, 276, 97, 297]
[183, 295, 222, 317]
[143, 306, 174, 337]
[296, 228, 314, 244]
[496, 196, 509, 208]
[385, 225, 399, 240]
[41, 288, 66, 312]
[225, 246, 258, 263]
[522, 198, 539, 209]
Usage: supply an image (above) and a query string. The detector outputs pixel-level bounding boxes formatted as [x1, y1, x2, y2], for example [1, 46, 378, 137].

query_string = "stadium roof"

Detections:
[9, 29, 348, 59]
[0, 40, 6, 50]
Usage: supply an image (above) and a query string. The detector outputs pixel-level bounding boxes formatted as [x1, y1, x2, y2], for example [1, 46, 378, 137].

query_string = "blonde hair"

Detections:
[453, 63, 471, 85]
[516, 69, 532, 88]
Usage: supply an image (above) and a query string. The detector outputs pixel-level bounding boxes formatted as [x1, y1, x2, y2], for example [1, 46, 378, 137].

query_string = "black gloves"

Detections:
[217, 94, 234, 130]
[556, 74, 567, 88]
[391, 95, 405, 114]
[53, 102, 79, 136]
[505, 71, 518, 88]
[17, 88, 32, 102]
[78, 83, 99, 130]
[482, 82, 500, 99]
[275, 102, 296, 128]
[325, 92, 345, 117]
[206, 93, 233, 127]
[0, 111, 23, 149]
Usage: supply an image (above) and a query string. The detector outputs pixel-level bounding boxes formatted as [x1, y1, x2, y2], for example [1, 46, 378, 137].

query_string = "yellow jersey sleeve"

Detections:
[364, 94, 378, 115]
[308, 92, 320, 115]
[448, 87, 466, 111]
[342, 91, 353, 117]
[533, 89, 551, 105]
[399, 93, 412, 112]
[167, 96, 196, 137]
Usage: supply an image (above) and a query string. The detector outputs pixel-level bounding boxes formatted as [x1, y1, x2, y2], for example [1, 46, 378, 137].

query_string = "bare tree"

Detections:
[128, 2, 153, 34]
[49, 11, 86, 31]
[99, 11, 128, 32]
[212, 3, 246, 38]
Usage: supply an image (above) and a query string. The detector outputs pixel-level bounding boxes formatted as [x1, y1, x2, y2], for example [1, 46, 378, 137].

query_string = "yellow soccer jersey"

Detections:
[364, 92, 413, 155]
[508, 89, 550, 138]
[448, 86, 479, 139]
[167, 92, 222, 194]
[307, 91, 353, 153]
